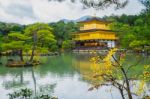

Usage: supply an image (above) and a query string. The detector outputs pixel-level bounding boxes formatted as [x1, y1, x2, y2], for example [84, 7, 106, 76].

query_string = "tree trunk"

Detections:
[0, 55, 2, 65]
[20, 49, 24, 61]
[121, 68, 132, 99]
[30, 47, 35, 62]
[57, 39, 63, 55]
[57, 39, 62, 49]
[119, 87, 125, 99]
[30, 33, 37, 62]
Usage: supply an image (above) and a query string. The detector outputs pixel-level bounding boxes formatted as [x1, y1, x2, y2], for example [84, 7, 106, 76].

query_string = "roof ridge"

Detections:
[78, 16, 110, 23]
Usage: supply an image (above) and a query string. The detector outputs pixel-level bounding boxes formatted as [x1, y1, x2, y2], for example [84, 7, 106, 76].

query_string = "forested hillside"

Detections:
[0, 0, 150, 53]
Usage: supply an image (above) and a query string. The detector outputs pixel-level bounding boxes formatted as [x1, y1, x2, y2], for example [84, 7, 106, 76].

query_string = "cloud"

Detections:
[0, 0, 145, 24]
[4, 4, 34, 18]
[0, 0, 38, 24]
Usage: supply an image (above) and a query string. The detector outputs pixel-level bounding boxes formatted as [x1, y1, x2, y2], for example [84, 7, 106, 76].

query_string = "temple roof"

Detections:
[73, 29, 115, 34]
[78, 17, 111, 23]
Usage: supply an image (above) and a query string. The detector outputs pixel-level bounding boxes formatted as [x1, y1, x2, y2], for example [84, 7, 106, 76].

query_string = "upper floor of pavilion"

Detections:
[78, 17, 111, 31]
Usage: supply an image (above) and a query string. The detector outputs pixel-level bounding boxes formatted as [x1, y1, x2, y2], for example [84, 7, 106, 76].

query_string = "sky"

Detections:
[0, 0, 145, 24]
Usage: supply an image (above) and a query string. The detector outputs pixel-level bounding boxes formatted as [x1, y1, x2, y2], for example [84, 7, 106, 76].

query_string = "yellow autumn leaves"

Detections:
[90, 48, 118, 76]
[89, 48, 150, 97]
[136, 65, 150, 95]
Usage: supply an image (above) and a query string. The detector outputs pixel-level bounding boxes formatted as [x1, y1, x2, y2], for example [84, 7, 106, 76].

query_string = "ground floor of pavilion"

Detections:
[73, 39, 116, 51]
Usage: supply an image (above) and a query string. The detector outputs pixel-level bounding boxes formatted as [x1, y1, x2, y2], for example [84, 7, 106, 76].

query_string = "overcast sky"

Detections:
[0, 0, 145, 24]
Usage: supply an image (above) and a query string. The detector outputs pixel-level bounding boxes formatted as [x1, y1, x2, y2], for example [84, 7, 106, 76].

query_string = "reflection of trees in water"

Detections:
[3, 68, 29, 89]
[145, 82, 150, 95]
[31, 67, 37, 95]
[8, 83, 57, 99]
[73, 53, 150, 82]
[38, 83, 57, 96]
[1, 67, 37, 93]
[31, 67, 57, 97]
[36, 54, 76, 77]
[3, 81, 29, 90]
[73, 53, 150, 99]
[4, 67, 57, 98]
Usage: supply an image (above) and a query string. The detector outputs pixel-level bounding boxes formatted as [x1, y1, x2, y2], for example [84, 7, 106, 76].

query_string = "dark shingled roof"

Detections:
[78, 17, 111, 23]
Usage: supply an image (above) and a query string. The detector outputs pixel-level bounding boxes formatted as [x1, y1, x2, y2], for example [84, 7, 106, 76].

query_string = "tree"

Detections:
[140, 0, 150, 12]
[0, 22, 24, 35]
[110, 14, 150, 52]
[49, 21, 79, 50]
[2, 32, 29, 61]
[110, 22, 135, 48]
[24, 23, 56, 62]
[50, 21, 66, 49]
[89, 49, 150, 99]
[37, 30, 56, 47]
[0, 35, 2, 53]
[62, 40, 73, 50]
[0, 35, 2, 64]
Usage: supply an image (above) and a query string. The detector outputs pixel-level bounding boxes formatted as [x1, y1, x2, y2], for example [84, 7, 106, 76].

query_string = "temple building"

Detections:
[72, 17, 117, 50]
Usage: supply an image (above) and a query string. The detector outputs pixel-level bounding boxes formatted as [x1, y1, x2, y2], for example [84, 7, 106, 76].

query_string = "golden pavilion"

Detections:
[73, 17, 117, 50]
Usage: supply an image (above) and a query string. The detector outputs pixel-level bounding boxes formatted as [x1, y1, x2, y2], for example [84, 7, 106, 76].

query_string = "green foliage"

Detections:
[62, 40, 72, 50]
[8, 88, 32, 99]
[8, 32, 30, 41]
[111, 20, 150, 50]
[0, 35, 2, 52]
[8, 88, 58, 99]
[109, 7, 150, 51]
[0, 22, 24, 35]
[50, 45, 58, 52]
[24, 23, 53, 36]
[37, 30, 56, 47]
[2, 41, 24, 50]
[0, 20, 79, 53]
[49, 21, 79, 49]
[23, 23, 57, 61]
[104, 14, 139, 26]
[24, 23, 56, 51]
[2, 32, 28, 51]
[129, 40, 148, 48]
[110, 22, 134, 48]
[140, 0, 150, 12]
[1, 23, 58, 61]
[7, 83, 57, 99]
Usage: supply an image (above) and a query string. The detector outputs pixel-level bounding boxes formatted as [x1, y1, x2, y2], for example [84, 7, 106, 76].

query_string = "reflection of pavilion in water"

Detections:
[72, 55, 150, 98]
[72, 55, 102, 84]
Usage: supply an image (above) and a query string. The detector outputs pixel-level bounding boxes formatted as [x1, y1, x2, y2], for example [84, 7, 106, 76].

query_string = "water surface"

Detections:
[0, 53, 150, 99]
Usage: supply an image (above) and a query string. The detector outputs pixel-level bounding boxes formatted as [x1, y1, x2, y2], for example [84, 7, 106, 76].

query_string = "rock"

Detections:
[51, 97, 58, 99]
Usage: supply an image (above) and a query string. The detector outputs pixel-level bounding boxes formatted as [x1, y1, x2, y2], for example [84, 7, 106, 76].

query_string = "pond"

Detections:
[0, 53, 150, 99]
